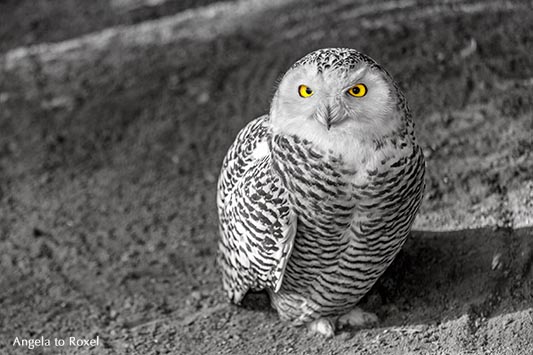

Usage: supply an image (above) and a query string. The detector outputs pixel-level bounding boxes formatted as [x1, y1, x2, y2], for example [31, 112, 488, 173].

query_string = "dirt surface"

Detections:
[0, 0, 532, 354]
[0, 0, 226, 54]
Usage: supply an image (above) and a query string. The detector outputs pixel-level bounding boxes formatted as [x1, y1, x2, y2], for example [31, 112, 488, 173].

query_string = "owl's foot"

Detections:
[337, 307, 379, 330]
[307, 317, 335, 338]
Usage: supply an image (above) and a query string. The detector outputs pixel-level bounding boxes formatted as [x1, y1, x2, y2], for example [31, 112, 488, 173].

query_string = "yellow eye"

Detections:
[347, 83, 367, 97]
[298, 85, 314, 98]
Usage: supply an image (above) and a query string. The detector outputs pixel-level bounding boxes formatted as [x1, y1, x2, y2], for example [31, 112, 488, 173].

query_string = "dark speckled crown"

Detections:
[290, 48, 384, 73]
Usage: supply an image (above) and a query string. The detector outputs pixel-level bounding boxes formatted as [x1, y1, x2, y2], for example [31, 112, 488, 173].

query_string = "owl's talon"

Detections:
[307, 318, 335, 338]
[337, 307, 379, 330]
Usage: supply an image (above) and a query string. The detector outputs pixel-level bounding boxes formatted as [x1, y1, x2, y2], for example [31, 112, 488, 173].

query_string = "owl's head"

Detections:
[270, 48, 406, 152]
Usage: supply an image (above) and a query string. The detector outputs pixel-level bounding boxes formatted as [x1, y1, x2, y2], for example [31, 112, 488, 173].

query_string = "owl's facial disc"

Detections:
[271, 64, 393, 133]
[269, 48, 405, 159]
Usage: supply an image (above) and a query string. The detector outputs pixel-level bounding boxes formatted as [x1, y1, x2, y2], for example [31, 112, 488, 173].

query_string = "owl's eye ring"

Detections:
[347, 83, 367, 97]
[298, 85, 314, 98]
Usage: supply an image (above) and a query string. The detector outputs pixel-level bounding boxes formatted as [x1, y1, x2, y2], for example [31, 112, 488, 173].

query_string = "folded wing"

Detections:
[217, 115, 296, 303]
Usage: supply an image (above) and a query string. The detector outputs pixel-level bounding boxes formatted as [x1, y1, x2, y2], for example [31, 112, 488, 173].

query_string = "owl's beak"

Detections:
[314, 103, 342, 131]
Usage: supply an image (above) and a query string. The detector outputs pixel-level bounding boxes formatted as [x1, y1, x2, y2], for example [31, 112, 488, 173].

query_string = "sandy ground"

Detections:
[0, 0, 532, 354]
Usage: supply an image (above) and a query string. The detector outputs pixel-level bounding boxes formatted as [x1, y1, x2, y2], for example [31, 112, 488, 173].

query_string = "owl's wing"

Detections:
[217, 115, 296, 304]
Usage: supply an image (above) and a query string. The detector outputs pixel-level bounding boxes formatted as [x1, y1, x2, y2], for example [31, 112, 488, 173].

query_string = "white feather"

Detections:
[251, 140, 269, 160]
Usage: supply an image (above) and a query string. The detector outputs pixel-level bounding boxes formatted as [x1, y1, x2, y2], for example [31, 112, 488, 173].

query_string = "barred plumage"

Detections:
[217, 117, 296, 303]
[217, 48, 425, 336]
[270, 132, 424, 324]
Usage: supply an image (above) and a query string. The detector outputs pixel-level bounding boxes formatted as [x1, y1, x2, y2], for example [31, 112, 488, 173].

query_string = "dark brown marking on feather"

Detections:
[367, 168, 378, 176]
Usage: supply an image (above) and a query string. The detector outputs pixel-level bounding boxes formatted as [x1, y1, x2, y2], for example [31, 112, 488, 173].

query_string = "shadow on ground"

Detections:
[373, 227, 533, 325]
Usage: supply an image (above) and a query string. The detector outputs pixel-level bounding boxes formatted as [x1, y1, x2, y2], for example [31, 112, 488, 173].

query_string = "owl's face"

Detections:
[270, 49, 403, 153]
